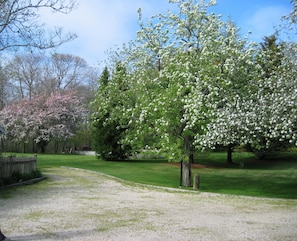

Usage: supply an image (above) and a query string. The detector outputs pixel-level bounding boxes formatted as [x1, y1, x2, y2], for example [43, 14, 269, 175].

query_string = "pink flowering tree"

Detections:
[0, 98, 40, 152]
[0, 92, 85, 152]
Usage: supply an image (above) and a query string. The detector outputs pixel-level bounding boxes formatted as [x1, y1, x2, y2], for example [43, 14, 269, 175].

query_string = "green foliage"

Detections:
[0, 169, 42, 187]
[91, 65, 132, 160]
[100, 67, 110, 86]
[258, 35, 284, 77]
[92, 118, 131, 160]
[92, 0, 297, 164]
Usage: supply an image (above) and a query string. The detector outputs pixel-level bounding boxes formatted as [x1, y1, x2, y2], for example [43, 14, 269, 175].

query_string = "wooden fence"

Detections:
[0, 155, 37, 178]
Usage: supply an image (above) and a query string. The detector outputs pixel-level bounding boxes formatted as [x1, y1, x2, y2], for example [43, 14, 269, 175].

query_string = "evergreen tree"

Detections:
[92, 65, 132, 160]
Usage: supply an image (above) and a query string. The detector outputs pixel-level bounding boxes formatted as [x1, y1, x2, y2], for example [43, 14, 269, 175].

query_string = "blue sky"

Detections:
[41, 0, 292, 66]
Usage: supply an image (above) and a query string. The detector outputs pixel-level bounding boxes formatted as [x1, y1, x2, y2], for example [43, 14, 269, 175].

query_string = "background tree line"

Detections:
[0, 0, 98, 153]
[0, 52, 99, 153]
[2, 52, 98, 102]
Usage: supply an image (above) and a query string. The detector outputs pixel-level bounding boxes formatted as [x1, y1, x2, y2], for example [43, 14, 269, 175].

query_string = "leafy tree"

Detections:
[258, 35, 284, 78]
[107, 0, 234, 185]
[92, 65, 132, 160]
[0, 0, 77, 52]
[245, 36, 297, 158]
[188, 24, 258, 163]
[99, 66, 110, 86]
[120, 0, 260, 184]
[197, 33, 297, 160]
[92, 0, 249, 184]
[95, 0, 297, 187]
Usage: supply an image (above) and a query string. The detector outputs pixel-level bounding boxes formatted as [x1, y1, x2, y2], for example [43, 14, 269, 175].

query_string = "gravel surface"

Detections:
[0, 167, 297, 241]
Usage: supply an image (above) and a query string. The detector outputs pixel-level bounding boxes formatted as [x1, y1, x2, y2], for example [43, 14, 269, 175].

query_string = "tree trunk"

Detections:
[38, 140, 48, 153]
[32, 140, 36, 153]
[22, 141, 26, 153]
[227, 144, 233, 164]
[0, 137, 4, 152]
[189, 153, 194, 164]
[54, 141, 59, 153]
[181, 135, 193, 187]
[182, 160, 191, 187]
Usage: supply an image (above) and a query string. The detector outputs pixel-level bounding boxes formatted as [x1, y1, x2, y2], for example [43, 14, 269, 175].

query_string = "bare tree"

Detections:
[43, 53, 88, 93]
[6, 53, 45, 100]
[0, 63, 8, 109]
[0, 0, 77, 52]
[5, 52, 99, 101]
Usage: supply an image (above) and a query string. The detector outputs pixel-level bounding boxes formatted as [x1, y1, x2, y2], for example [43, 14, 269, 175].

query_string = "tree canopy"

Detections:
[0, 91, 85, 152]
[92, 0, 297, 186]
[92, 64, 132, 160]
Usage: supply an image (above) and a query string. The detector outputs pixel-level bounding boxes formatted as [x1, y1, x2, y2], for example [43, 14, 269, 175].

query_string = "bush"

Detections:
[0, 169, 42, 187]
[92, 119, 132, 161]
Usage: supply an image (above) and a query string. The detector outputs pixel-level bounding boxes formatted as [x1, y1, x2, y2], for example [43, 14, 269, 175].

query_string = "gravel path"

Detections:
[1, 167, 297, 241]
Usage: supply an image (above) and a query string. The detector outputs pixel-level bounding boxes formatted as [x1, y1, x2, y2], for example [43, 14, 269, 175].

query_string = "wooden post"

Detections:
[182, 161, 191, 187]
[179, 161, 183, 187]
[193, 173, 200, 190]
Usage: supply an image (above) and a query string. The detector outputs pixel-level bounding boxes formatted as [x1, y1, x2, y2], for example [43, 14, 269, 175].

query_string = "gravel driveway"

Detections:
[0, 167, 297, 241]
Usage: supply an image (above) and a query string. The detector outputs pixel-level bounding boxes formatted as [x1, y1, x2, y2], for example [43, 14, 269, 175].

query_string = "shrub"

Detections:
[0, 169, 42, 187]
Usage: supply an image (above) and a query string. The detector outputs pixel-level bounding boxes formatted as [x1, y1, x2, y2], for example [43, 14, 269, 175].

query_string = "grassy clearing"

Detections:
[2, 151, 297, 199]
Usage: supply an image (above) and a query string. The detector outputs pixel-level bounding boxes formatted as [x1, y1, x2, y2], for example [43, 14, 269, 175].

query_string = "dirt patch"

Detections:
[169, 163, 212, 169]
[169, 162, 220, 169]
[190, 163, 215, 169]
[0, 167, 296, 241]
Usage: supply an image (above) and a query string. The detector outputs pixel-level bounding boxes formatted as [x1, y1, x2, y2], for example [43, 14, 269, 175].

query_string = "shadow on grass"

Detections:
[194, 151, 297, 170]
[191, 151, 297, 199]
[107, 158, 168, 164]
[199, 174, 297, 199]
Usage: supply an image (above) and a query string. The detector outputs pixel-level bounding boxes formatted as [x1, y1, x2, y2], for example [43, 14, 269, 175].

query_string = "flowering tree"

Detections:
[195, 34, 297, 160]
[0, 97, 40, 151]
[0, 92, 85, 152]
[94, 0, 297, 186]
[244, 38, 297, 158]
[102, 0, 254, 186]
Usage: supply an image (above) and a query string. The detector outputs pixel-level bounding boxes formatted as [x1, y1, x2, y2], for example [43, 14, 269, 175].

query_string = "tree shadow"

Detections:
[109, 158, 168, 164]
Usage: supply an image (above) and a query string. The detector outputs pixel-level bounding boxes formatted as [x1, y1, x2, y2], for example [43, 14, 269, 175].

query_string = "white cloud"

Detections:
[39, 0, 171, 66]
[40, 1, 291, 66]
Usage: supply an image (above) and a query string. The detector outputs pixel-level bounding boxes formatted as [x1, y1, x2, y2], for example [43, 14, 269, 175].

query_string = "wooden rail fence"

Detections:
[0, 155, 37, 178]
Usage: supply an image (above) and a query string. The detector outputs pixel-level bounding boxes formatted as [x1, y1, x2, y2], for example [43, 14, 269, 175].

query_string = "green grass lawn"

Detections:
[190, 151, 296, 199]
[4, 151, 297, 199]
